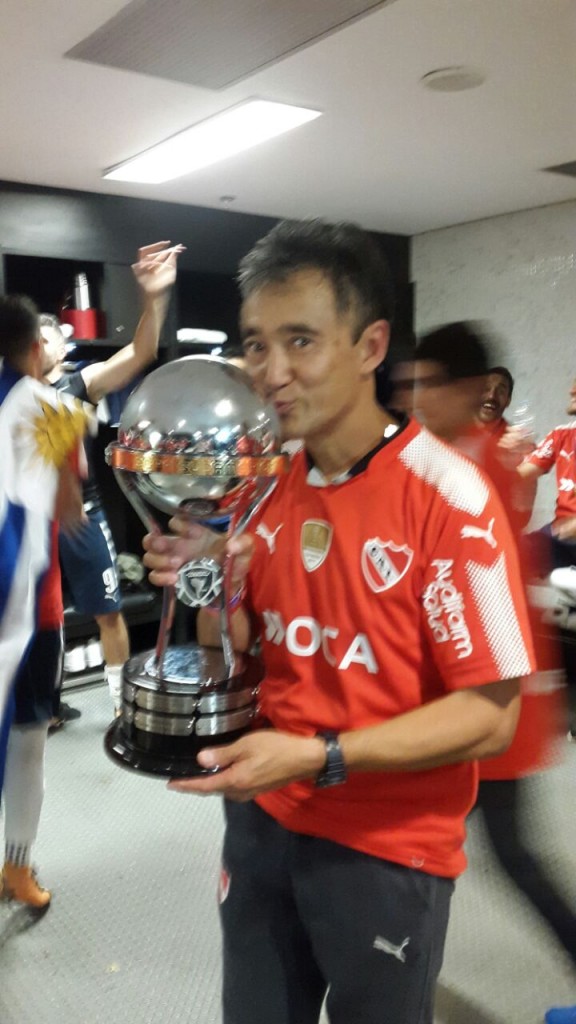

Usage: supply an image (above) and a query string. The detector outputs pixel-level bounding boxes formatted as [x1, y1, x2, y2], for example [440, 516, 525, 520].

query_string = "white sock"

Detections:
[105, 665, 123, 710]
[4, 724, 48, 867]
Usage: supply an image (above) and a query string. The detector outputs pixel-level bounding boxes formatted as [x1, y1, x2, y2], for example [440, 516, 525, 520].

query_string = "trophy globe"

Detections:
[103, 355, 288, 776]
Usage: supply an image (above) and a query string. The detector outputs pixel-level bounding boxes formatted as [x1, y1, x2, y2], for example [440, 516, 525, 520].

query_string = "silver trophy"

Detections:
[103, 355, 288, 776]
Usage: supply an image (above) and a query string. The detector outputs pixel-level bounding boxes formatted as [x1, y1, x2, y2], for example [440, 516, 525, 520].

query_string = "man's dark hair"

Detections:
[237, 219, 394, 339]
[414, 321, 491, 380]
[0, 295, 40, 364]
[488, 365, 514, 397]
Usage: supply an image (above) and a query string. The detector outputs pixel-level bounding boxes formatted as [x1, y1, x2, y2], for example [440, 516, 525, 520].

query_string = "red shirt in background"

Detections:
[525, 423, 576, 526]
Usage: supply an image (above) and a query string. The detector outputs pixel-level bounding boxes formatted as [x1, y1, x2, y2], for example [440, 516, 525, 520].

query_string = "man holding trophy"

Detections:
[142, 220, 535, 1024]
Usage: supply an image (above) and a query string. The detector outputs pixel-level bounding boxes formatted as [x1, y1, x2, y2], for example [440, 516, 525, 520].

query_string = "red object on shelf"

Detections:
[60, 308, 102, 341]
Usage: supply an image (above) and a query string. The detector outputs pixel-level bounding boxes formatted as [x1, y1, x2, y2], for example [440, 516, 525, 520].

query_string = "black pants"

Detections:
[524, 526, 576, 573]
[475, 779, 576, 965]
[219, 800, 454, 1024]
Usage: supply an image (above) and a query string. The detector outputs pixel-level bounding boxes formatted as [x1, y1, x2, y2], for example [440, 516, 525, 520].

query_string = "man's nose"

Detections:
[263, 346, 292, 391]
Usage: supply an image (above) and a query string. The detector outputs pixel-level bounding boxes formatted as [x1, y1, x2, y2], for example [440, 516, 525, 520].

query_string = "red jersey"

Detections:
[244, 418, 534, 878]
[459, 420, 533, 534]
[525, 423, 576, 524]
[37, 522, 63, 630]
[460, 425, 565, 780]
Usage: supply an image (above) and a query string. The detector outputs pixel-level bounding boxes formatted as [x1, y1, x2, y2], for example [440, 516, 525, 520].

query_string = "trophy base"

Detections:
[104, 717, 247, 777]
[103, 644, 262, 778]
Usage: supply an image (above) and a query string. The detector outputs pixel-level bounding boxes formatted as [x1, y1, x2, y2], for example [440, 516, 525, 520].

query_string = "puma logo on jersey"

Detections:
[559, 477, 575, 493]
[373, 936, 410, 963]
[460, 517, 496, 548]
[255, 522, 283, 554]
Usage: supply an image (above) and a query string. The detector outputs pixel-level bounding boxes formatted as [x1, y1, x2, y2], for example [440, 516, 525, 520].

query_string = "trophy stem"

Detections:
[113, 469, 176, 681]
[154, 585, 176, 679]
[220, 554, 236, 676]
[113, 469, 159, 534]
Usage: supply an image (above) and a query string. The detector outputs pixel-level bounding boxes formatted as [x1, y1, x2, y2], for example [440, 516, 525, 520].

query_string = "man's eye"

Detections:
[243, 340, 264, 355]
[292, 336, 312, 349]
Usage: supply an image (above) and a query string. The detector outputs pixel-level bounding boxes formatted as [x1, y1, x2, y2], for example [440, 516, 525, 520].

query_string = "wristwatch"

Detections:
[315, 731, 347, 788]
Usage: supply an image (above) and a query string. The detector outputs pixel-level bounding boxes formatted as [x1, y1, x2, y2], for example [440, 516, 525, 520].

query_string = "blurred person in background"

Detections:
[0, 294, 91, 907]
[41, 240, 183, 715]
[384, 357, 415, 417]
[515, 377, 576, 576]
[413, 322, 576, 974]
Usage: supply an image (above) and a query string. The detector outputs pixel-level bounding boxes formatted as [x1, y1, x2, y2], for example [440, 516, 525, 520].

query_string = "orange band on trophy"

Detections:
[106, 444, 289, 478]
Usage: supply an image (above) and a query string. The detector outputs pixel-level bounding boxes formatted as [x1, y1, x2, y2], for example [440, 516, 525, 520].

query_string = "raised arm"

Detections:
[81, 240, 184, 404]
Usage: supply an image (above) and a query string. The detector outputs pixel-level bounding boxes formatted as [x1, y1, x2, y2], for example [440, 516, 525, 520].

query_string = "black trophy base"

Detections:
[104, 717, 246, 777]
[103, 644, 262, 778]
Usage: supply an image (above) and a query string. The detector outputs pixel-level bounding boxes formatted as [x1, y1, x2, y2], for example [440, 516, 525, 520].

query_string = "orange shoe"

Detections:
[0, 863, 52, 908]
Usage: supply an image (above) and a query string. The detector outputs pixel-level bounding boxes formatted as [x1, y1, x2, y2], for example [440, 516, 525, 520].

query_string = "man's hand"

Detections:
[497, 424, 535, 467]
[143, 519, 224, 587]
[167, 729, 326, 802]
[553, 514, 576, 540]
[143, 517, 254, 590]
[132, 240, 185, 301]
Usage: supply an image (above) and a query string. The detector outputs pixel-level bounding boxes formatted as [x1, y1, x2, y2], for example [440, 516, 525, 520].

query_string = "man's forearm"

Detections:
[339, 680, 521, 773]
[83, 295, 168, 403]
[130, 291, 170, 365]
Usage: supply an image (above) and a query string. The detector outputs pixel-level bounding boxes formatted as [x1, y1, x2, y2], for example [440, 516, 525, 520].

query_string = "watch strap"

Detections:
[315, 731, 347, 788]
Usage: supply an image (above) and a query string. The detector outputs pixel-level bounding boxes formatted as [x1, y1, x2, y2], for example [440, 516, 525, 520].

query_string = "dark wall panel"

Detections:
[0, 178, 410, 285]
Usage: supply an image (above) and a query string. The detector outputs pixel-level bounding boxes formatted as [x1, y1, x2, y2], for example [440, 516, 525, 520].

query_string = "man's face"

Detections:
[567, 378, 576, 416]
[414, 360, 485, 441]
[240, 269, 383, 444]
[478, 372, 512, 425]
[40, 325, 66, 375]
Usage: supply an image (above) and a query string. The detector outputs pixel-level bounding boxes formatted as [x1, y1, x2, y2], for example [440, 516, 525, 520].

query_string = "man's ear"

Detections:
[357, 320, 390, 377]
[30, 337, 44, 379]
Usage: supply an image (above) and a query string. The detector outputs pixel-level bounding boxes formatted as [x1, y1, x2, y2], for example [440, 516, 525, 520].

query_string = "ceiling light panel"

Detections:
[102, 99, 322, 183]
[67, 0, 398, 90]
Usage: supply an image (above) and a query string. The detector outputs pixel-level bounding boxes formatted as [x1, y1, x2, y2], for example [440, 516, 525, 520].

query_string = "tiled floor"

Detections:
[0, 683, 574, 1024]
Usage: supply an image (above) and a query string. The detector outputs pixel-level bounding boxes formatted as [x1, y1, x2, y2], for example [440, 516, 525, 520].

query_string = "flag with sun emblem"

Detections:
[0, 365, 94, 775]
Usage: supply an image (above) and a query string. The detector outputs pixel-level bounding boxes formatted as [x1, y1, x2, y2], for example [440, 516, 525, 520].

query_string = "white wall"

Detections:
[412, 200, 576, 525]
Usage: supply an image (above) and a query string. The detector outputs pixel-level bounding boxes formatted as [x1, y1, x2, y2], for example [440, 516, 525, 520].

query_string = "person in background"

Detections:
[413, 322, 576, 977]
[1, 522, 65, 907]
[413, 327, 533, 534]
[0, 294, 90, 907]
[386, 357, 416, 416]
[144, 220, 533, 1024]
[516, 376, 576, 572]
[41, 240, 183, 714]
[477, 364, 514, 435]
